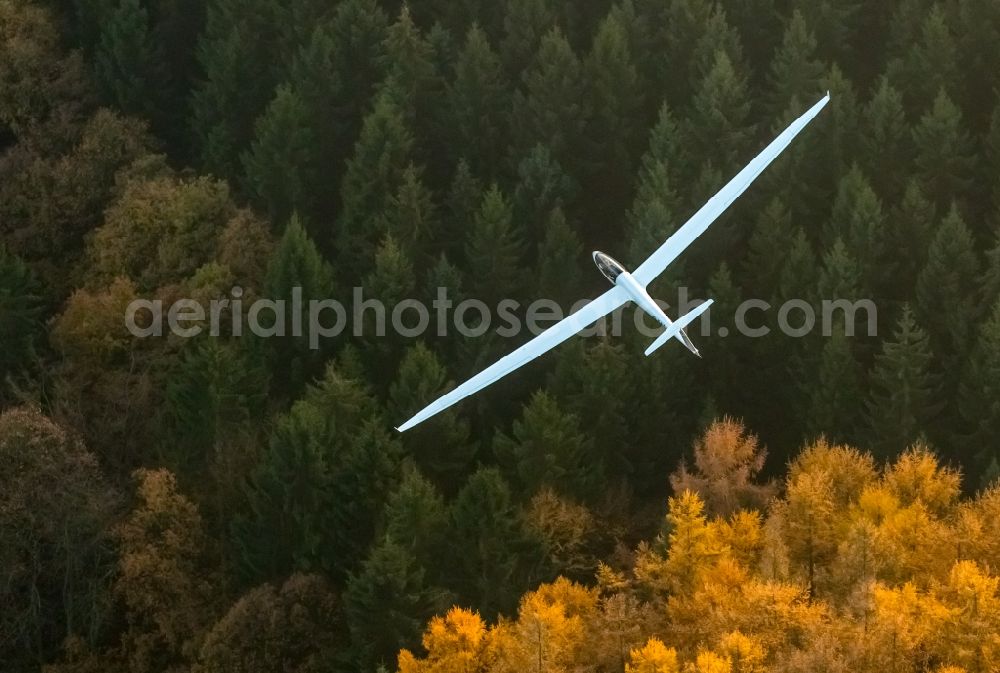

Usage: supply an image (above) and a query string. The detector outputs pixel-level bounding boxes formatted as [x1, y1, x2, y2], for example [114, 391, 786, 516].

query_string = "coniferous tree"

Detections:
[389, 343, 474, 490]
[511, 144, 577, 252]
[887, 4, 958, 112]
[500, 0, 557, 76]
[860, 76, 910, 203]
[241, 85, 317, 228]
[885, 180, 936, 304]
[494, 390, 600, 501]
[263, 215, 336, 398]
[537, 207, 583, 307]
[959, 299, 1000, 486]
[447, 24, 509, 177]
[510, 27, 587, 174]
[912, 89, 976, 210]
[915, 205, 980, 378]
[380, 163, 439, 261]
[866, 305, 938, 459]
[766, 10, 825, 118]
[583, 11, 643, 218]
[337, 89, 414, 277]
[464, 184, 525, 305]
[449, 467, 538, 617]
[382, 467, 451, 575]
[827, 166, 885, 296]
[93, 0, 160, 119]
[687, 6, 745, 90]
[741, 197, 794, 300]
[344, 536, 449, 672]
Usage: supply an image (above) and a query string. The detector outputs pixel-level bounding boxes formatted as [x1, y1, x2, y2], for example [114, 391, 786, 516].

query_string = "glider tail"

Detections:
[644, 300, 714, 357]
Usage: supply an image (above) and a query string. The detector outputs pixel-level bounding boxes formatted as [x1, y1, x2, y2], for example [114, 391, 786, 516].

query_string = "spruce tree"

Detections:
[380, 163, 439, 261]
[388, 343, 474, 490]
[537, 207, 583, 307]
[912, 89, 976, 210]
[263, 215, 336, 398]
[684, 50, 752, 178]
[464, 184, 525, 305]
[511, 144, 577, 252]
[447, 24, 509, 177]
[241, 85, 317, 228]
[499, 0, 557, 76]
[94, 0, 160, 119]
[337, 89, 414, 276]
[866, 305, 938, 460]
[382, 467, 450, 576]
[583, 11, 644, 217]
[885, 180, 936, 304]
[344, 536, 449, 671]
[803, 324, 864, 444]
[741, 197, 794, 301]
[766, 10, 825, 118]
[827, 166, 885, 296]
[494, 390, 600, 501]
[915, 205, 980, 374]
[959, 299, 1000, 487]
[510, 27, 587, 173]
[449, 467, 537, 617]
[887, 4, 958, 112]
[861, 77, 910, 203]
[443, 159, 483, 261]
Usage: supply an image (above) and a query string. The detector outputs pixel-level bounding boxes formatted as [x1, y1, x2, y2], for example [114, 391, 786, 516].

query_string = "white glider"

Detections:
[397, 93, 830, 432]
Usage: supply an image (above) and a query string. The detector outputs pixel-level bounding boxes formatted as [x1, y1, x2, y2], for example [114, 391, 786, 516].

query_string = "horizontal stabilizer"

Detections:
[644, 300, 714, 357]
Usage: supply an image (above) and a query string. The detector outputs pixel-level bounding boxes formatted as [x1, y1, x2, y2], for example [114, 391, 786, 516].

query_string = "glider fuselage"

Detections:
[592, 251, 670, 327]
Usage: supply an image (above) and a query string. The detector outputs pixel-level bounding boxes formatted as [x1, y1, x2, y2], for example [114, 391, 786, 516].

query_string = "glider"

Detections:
[397, 93, 830, 432]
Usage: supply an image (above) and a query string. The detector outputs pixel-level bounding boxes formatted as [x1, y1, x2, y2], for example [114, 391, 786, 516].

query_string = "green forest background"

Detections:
[2, 0, 1000, 670]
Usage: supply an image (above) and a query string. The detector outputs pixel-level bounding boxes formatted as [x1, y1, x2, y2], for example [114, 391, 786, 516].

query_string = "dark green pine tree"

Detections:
[953, 0, 1000, 132]
[817, 238, 863, 309]
[766, 10, 825, 118]
[449, 467, 540, 617]
[866, 305, 938, 460]
[778, 228, 820, 307]
[93, 0, 161, 120]
[789, 0, 860, 68]
[827, 166, 885, 297]
[916, 205, 980, 386]
[627, 104, 685, 288]
[0, 246, 44, 399]
[583, 11, 644, 219]
[360, 235, 416, 381]
[816, 66, 860, 192]
[232, 365, 394, 583]
[441, 159, 482, 262]
[649, 0, 715, 104]
[161, 339, 267, 475]
[548, 338, 629, 476]
[912, 89, 976, 210]
[388, 343, 474, 491]
[684, 50, 753, 179]
[803, 321, 864, 444]
[741, 197, 794, 301]
[887, 4, 958, 112]
[511, 144, 577, 253]
[380, 163, 439, 262]
[190, 0, 292, 181]
[510, 27, 587, 174]
[337, 89, 414, 277]
[263, 215, 336, 398]
[499, 0, 557, 76]
[885, 180, 936, 304]
[447, 24, 509, 178]
[494, 390, 600, 501]
[381, 466, 451, 578]
[958, 299, 1000, 487]
[537, 207, 583, 307]
[702, 262, 748, 418]
[687, 5, 745, 92]
[241, 85, 317, 229]
[860, 76, 911, 203]
[380, 5, 448, 182]
[464, 184, 525, 306]
[344, 535, 449, 672]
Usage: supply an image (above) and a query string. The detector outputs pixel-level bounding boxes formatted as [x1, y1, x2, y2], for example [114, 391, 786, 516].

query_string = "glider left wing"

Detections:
[396, 285, 630, 432]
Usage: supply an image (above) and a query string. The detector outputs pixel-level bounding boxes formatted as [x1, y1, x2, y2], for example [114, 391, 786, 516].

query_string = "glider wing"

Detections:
[396, 286, 630, 431]
[632, 93, 830, 286]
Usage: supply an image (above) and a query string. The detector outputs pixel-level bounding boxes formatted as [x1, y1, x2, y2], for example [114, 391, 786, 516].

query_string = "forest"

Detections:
[1, 0, 999, 670]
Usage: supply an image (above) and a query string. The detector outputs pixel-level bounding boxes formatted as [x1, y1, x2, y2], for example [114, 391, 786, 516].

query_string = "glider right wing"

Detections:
[632, 93, 831, 286]
[396, 286, 630, 432]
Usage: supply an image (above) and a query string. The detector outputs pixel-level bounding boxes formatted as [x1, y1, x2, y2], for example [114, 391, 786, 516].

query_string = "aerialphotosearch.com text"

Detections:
[124, 286, 878, 349]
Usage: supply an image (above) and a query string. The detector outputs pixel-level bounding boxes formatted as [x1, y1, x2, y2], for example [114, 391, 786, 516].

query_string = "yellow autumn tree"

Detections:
[626, 638, 680, 673]
[398, 607, 491, 673]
